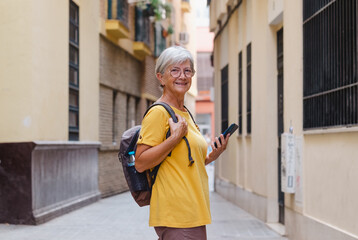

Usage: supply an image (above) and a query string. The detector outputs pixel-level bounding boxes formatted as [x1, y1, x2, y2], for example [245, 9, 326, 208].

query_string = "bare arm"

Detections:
[135, 114, 188, 173]
[205, 134, 230, 165]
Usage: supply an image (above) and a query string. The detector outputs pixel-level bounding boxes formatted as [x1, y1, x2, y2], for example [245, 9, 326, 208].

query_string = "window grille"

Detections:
[246, 43, 252, 134]
[238, 51, 243, 135]
[303, 0, 358, 129]
[221, 65, 229, 132]
[69, 0, 79, 141]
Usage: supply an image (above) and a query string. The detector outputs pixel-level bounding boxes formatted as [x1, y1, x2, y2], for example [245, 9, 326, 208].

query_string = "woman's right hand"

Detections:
[168, 114, 188, 142]
[135, 114, 188, 173]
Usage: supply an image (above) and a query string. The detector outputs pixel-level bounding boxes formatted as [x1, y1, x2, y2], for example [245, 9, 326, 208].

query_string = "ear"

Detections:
[156, 72, 165, 86]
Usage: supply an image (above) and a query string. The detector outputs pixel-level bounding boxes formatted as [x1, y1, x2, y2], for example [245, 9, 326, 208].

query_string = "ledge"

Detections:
[133, 41, 151, 61]
[303, 126, 358, 135]
[33, 141, 101, 150]
[99, 145, 120, 151]
[105, 19, 129, 39]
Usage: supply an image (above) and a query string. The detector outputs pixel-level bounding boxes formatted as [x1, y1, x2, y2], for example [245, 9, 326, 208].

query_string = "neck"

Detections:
[158, 92, 185, 111]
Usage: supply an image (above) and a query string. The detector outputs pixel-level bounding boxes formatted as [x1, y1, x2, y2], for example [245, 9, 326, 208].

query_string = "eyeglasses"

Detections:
[169, 68, 195, 78]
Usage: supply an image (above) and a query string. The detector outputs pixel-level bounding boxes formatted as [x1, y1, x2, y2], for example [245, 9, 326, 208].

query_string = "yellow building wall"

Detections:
[237, 3, 246, 189]
[77, 0, 100, 141]
[0, 0, 99, 142]
[226, 10, 239, 186]
[304, 133, 358, 236]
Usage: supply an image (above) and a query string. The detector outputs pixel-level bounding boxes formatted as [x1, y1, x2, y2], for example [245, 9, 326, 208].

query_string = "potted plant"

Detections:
[137, 0, 172, 21]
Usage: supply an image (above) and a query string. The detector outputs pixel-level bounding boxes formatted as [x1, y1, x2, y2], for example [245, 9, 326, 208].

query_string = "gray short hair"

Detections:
[155, 46, 195, 75]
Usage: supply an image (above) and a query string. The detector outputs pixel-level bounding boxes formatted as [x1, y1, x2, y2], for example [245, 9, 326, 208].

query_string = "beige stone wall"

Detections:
[0, 0, 99, 142]
[211, 0, 358, 238]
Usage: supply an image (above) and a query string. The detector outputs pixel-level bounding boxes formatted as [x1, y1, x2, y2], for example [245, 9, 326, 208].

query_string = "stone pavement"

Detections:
[0, 191, 288, 240]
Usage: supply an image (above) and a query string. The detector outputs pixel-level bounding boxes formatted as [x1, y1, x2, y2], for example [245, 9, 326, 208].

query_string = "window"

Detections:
[221, 65, 229, 132]
[238, 51, 243, 135]
[154, 22, 166, 57]
[107, 0, 112, 19]
[126, 95, 139, 129]
[147, 99, 154, 109]
[135, 6, 150, 47]
[303, 0, 358, 129]
[112, 91, 117, 144]
[126, 95, 130, 129]
[197, 52, 214, 92]
[246, 43, 252, 134]
[196, 114, 212, 136]
[69, 0, 79, 141]
[277, 28, 284, 136]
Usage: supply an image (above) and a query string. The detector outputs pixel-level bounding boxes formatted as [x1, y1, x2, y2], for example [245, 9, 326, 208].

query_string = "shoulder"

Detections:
[141, 105, 172, 128]
[145, 105, 171, 119]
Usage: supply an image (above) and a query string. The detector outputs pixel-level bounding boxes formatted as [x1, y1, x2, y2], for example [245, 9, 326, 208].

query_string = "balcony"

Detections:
[106, 0, 129, 39]
[105, 19, 129, 39]
[133, 42, 151, 61]
[181, 0, 191, 13]
[133, 6, 151, 60]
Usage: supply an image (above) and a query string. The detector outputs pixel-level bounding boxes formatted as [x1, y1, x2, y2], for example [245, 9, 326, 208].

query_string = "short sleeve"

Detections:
[137, 106, 169, 147]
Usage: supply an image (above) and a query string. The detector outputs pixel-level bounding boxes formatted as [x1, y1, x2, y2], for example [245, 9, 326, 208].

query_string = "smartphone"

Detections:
[214, 123, 239, 148]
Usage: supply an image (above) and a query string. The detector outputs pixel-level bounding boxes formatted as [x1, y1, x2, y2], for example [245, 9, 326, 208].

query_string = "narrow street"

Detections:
[0, 190, 287, 240]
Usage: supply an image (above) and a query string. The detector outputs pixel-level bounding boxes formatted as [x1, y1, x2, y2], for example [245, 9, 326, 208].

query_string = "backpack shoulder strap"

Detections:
[143, 102, 178, 123]
[183, 106, 196, 124]
[144, 102, 195, 124]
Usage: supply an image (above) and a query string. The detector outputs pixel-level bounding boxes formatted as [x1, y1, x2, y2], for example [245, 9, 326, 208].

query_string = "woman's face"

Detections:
[157, 60, 193, 96]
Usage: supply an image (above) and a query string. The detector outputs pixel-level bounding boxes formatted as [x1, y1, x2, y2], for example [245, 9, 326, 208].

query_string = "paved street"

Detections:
[0, 190, 287, 240]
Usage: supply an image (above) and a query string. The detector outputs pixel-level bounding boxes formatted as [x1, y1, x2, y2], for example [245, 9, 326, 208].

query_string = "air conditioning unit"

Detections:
[179, 32, 189, 45]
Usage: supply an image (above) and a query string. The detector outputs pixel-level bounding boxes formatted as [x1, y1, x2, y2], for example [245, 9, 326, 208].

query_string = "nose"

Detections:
[178, 70, 186, 78]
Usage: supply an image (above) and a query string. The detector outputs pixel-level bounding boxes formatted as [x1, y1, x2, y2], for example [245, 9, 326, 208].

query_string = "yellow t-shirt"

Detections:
[137, 105, 211, 228]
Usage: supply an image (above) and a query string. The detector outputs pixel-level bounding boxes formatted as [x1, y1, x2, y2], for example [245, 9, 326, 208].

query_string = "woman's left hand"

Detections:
[205, 134, 230, 165]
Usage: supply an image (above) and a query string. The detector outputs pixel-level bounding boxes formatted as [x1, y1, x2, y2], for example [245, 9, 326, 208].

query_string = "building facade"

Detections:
[0, 0, 197, 224]
[209, 0, 358, 239]
[0, 0, 101, 224]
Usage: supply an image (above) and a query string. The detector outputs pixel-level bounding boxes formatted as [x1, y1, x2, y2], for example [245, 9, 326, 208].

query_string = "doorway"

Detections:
[277, 28, 284, 224]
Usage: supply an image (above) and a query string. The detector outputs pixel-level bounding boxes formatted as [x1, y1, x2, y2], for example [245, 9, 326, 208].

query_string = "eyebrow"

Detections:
[171, 67, 191, 70]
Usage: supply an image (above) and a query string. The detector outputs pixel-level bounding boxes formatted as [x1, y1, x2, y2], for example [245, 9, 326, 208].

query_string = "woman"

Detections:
[135, 46, 229, 240]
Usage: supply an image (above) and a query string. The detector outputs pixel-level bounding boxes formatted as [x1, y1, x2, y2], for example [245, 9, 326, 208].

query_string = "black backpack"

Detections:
[118, 102, 196, 207]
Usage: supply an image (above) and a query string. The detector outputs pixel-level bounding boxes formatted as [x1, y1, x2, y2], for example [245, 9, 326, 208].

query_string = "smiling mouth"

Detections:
[175, 82, 187, 86]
